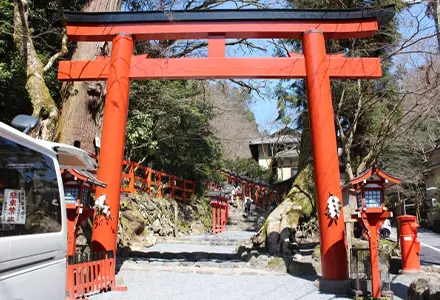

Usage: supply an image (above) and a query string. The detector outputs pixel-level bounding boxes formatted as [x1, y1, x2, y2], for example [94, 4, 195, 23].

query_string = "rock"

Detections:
[250, 250, 259, 258]
[83, 246, 91, 255]
[408, 277, 440, 300]
[248, 254, 269, 268]
[293, 253, 303, 262]
[266, 257, 287, 273]
[258, 254, 269, 261]
[159, 224, 173, 236]
[287, 260, 317, 276]
[76, 234, 88, 246]
[389, 257, 402, 274]
[144, 235, 157, 248]
[248, 256, 259, 267]
[190, 222, 207, 235]
[240, 251, 249, 261]
[312, 245, 320, 261]
[152, 219, 161, 233]
[145, 201, 156, 211]
[122, 208, 146, 235]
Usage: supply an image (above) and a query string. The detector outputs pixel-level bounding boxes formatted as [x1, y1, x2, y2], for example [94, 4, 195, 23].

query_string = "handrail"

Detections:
[120, 160, 195, 201]
[91, 155, 195, 201]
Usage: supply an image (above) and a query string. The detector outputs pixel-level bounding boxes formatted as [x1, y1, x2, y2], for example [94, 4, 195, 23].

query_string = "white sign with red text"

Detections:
[1, 189, 26, 224]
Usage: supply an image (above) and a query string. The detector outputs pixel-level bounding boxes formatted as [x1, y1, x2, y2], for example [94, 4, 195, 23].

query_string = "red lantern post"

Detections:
[351, 165, 401, 299]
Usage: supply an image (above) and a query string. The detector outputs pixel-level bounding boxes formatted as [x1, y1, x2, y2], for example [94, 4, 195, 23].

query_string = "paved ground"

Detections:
[90, 265, 426, 300]
[92, 268, 352, 300]
[391, 227, 440, 266]
[90, 209, 440, 299]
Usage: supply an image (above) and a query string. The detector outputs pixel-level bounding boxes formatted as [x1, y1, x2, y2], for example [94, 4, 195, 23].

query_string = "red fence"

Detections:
[66, 251, 117, 299]
[90, 155, 195, 201]
[120, 160, 195, 201]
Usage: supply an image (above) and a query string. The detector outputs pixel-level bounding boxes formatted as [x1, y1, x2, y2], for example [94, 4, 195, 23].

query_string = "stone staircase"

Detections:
[226, 202, 269, 232]
[120, 204, 271, 271]
[121, 231, 253, 271]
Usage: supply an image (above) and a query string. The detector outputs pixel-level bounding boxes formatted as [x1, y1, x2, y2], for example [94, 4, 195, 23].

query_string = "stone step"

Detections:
[130, 250, 240, 261]
[155, 238, 243, 246]
[157, 231, 255, 246]
[116, 259, 287, 276]
[130, 243, 240, 261]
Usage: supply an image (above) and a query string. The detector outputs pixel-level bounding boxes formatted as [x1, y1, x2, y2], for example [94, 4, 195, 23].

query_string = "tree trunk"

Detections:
[56, 0, 122, 152]
[252, 116, 316, 255]
[435, 0, 440, 52]
[13, 0, 58, 140]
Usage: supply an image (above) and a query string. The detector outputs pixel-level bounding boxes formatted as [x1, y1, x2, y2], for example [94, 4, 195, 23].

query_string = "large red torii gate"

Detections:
[58, 7, 394, 281]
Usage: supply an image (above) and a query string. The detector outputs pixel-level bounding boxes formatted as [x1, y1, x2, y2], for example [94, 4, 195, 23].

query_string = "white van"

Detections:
[0, 118, 98, 300]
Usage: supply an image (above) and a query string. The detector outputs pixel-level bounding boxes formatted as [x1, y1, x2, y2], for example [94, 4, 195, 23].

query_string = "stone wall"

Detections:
[76, 192, 213, 253]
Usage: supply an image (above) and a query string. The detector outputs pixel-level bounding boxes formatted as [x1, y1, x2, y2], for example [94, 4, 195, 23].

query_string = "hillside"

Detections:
[208, 82, 261, 160]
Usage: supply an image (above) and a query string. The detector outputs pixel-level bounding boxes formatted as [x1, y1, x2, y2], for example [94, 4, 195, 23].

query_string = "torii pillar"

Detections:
[57, 7, 393, 281]
[303, 30, 347, 279]
[91, 34, 134, 252]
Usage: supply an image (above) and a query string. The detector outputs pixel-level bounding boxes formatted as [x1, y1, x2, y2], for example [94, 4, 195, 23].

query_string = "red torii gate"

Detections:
[58, 7, 393, 281]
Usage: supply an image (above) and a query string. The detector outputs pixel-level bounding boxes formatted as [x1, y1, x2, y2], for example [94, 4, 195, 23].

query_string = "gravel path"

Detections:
[91, 269, 352, 300]
[87, 265, 426, 300]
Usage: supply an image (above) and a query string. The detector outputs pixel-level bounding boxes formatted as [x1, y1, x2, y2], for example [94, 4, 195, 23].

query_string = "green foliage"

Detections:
[0, 0, 31, 123]
[0, 0, 85, 124]
[435, 203, 440, 215]
[125, 80, 223, 191]
[224, 157, 273, 183]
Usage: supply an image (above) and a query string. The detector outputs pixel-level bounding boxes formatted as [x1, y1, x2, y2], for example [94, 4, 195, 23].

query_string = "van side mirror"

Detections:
[11, 115, 40, 135]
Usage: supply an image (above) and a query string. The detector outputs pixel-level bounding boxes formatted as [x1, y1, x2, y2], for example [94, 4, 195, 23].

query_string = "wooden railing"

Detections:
[120, 160, 195, 201]
[66, 251, 116, 299]
[89, 155, 195, 201]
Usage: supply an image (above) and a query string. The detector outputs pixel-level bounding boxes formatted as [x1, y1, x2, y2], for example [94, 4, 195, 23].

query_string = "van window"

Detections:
[0, 136, 61, 237]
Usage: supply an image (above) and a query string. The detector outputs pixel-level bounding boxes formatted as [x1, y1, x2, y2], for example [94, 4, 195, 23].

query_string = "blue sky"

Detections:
[244, 3, 438, 134]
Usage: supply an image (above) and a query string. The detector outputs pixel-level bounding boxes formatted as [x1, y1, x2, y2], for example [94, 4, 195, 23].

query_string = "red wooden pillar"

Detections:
[368, 225, 381, 299]
[128, 163, 135, 194]
[171, 175, 176, 199]
[220, 203, 224, 232]
[241, 181, 246, 200]
[217, 203, 221, 233]
[66, 210, 77, 256]
[157, 173, 163, 198]
[303, 30, 348, 280]
[146, 169, 152, 194]
[92, 33, 134, 253]
[222, 200, 227, 232]
[255, 187, 259, 206]
[212, 204, 216, 234]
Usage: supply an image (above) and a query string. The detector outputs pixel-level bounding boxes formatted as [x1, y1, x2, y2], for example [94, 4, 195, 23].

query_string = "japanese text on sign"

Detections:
[1, 189, 26, 224]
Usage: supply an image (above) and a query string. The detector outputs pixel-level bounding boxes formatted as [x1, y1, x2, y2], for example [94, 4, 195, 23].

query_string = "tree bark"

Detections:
[56, 0, 122, 152]
[434, 0, 440, 52]
[13, 0, 58, 140]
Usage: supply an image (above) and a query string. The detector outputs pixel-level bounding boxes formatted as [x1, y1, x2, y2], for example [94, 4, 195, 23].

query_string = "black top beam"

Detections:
[64, 6, 395, 26]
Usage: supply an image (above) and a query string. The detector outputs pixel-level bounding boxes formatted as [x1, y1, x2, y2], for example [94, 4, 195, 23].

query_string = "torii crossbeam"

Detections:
[58, 7, 394, 282]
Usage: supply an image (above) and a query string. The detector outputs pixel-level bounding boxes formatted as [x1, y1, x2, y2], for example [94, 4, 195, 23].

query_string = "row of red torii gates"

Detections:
[219, 169, 282, 207]
[58, 6, 395, 282]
